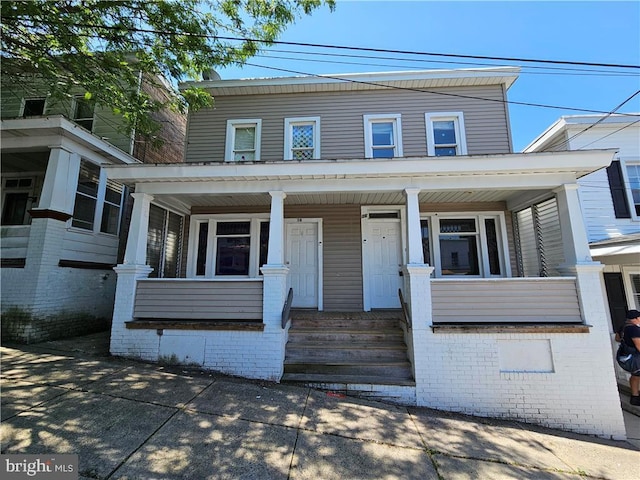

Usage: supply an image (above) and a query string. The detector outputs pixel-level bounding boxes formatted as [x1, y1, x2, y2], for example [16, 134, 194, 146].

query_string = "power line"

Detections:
[7, 19, 639, 70]
[578, 119, 640, 150]
[242, 62, 640, 116]
[552, 91, 640, 150]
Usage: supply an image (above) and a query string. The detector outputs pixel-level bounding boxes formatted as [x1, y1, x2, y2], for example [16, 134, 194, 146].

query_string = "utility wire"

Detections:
[577, 119, 640, 150]
[242, 62, 639, 116]
[7, 19, 639, 70]
[551, 90, 640, 150]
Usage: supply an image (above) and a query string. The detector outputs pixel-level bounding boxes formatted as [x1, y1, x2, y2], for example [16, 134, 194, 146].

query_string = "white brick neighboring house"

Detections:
[1, 73, 186, 343]
[524, 114, 640, 390]
[106, 68, 626, 439]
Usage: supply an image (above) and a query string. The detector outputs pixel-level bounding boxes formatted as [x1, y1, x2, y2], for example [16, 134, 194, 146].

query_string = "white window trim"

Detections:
[421, 212, 510, 278]
[284, 116, 321, 160]
[19, 97, 47, 117]
[363, 114, 403, 158]
[70, 160, 124, 237]
[225, 119, 262, 162]
[187, 214, 270, 278]
[71, 95, 95, 131]
[1, 175, 37, 226]
[620, 156, 640, 221]
[425, 112, 468, 156]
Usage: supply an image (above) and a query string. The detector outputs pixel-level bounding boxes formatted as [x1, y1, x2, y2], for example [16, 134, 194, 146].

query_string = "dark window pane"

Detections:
[435, 147, 457, 156]
[372, 122, 394, 146]
[18, 178, 32, 187]
[216, 221, 250, 235]
[23, 99, 45, 116]
[433, 120, 456, 144]
[440, 218, 476, 234]
[1, 193, 28, 225]
[215, 237, 250, 275]
[440, 235, 479, 275]
[259, 221, 270, 273]
[72, 194, 96, 230]
[372, 148, 395, 158]
[100, 203, 120, 235]
[146, 205, 166, 278]
[162, 212, 183, 278]
[196, 222, 208, 276]
[5, 179, 19, 188]
[104, 179, 123, 204]
[420, 219, 431, 265]
[485, 218, 501, 275]
[77, 161, 100, 197]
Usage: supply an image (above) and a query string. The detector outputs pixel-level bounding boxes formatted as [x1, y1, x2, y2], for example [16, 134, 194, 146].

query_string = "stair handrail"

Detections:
[398, 289, 411, 330]
[282, 287, 293, 329]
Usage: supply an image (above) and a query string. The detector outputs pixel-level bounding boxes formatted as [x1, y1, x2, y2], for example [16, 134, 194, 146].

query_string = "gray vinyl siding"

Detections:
[431, 278, 582, 323]
[133, 280, 263, 319]
[185, 85, 511, 162]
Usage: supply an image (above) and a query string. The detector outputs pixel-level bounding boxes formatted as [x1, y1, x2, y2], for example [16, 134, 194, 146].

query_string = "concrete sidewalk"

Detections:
[1, 332, 638, 480]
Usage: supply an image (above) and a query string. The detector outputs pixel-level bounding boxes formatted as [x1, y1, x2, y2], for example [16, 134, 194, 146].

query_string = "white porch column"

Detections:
[404, 188, 424, 265]
[36, 147, 81, 215]
[554, 183, 591, 266]
[123, 192, 154, 265]
[267, 191, 286, 265]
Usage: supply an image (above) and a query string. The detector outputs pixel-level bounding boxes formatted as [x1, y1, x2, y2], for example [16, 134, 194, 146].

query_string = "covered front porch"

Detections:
[105, 150, 627, 438]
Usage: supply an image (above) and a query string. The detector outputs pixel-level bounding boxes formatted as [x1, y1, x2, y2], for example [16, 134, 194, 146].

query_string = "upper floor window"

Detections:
[1, 177, 36, 226]
[363, 114, 403, 158]
[425, 112, 467, 156]
[72, 159, 124, 235]
[72, 96, 95, 131]
[606, 158, 640, 219]
[284, 117, 320, 160]
[225, 119, 262, 161]
[21, 98, 46, 117]
[625, 161, 640, 217]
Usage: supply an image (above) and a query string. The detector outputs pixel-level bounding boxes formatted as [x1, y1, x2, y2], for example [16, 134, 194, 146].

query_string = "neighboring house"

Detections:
[105, 67, 626, 439]
[0, 72, 186, 343]
[524, 114, 640, 389]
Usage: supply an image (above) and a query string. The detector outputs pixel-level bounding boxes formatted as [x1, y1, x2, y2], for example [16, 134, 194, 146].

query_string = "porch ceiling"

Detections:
[153, 189, 541, 211]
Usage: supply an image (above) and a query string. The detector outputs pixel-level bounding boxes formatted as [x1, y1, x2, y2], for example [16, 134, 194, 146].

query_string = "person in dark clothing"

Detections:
[617, 309, 640, 406]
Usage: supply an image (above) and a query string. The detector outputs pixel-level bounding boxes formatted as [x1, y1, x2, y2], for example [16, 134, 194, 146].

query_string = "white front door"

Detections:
[364, 217, 402, 309]
[286, 222, 319, 308]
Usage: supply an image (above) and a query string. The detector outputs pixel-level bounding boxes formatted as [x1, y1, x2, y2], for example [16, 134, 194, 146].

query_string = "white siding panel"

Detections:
[61, 230, 119, 264]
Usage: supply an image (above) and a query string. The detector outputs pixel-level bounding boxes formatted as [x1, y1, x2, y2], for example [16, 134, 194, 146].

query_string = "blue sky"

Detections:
[217, 1, 640, 152]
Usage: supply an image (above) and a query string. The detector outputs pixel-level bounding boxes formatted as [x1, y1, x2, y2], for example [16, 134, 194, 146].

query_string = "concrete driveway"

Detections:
[1, 332, 639, 479]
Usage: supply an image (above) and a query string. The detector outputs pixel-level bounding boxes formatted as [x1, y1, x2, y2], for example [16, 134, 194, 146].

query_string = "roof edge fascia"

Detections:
[179, 66, 521, 93]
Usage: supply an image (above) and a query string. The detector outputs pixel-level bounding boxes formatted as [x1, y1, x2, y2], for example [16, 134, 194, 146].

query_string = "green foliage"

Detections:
[1, 0, 334, 138]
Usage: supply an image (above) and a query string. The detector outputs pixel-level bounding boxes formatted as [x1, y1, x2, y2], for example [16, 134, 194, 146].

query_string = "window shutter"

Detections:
[146, 204, 165, 278]
[606, 160, 631, 218]
[162, 212, 183, 278]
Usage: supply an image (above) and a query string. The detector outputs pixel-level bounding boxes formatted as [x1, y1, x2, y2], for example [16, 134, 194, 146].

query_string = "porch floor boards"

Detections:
[282, 309, 414, 386]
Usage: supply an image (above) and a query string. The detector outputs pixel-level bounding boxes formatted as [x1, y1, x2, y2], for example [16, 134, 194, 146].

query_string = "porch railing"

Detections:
[398, 288, 411, 329]
[282, 288, 293, 329]
[431, 277, 583, 324]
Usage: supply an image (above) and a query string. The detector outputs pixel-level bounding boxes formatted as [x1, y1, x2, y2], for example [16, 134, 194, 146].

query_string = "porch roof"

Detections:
[104, 149, 615, 213]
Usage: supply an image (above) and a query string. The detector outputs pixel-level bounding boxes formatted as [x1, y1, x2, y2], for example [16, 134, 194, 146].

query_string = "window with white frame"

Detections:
[420, 213, 508, 277]
[72, 96, 95, 131]
[284, 117, 320, 160]
[624, 161, 640, 217]
[147, 204, 183, 278]
[225, 119, 262, 161]
[21, 98, 46, 117]
[189, 215, 269, 278]
[425, 112, 467, 156]
[72, 159, 124, 235]
[1, 177, 36, 226]
[363, 114, 402, 158]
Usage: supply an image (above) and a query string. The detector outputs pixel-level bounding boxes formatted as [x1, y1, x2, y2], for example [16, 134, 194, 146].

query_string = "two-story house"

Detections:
[105, 67, 626, 439]
[0, 72, 186, 343]
[524, 114, 640, 391]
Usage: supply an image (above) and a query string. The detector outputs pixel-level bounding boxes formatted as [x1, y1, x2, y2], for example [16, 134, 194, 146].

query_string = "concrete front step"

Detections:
[283, 362, 413, 378]
[281, 373, 416, 387]
[286, 348, 408, 362]
[287, 331, 404, 343]
[291, 318, 403, 330]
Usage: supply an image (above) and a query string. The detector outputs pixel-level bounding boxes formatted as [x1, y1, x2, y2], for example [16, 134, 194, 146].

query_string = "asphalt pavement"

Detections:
[1, 331, 639, 480]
